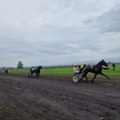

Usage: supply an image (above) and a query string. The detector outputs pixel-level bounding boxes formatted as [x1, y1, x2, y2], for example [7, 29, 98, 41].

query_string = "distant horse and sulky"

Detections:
[28, 66, 42, 78]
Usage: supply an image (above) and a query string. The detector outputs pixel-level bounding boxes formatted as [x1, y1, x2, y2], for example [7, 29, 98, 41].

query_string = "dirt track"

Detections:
[0, 74, 120, 120]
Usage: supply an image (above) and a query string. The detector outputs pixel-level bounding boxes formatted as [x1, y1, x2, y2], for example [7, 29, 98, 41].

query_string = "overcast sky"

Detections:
[0, 0, 120, 67]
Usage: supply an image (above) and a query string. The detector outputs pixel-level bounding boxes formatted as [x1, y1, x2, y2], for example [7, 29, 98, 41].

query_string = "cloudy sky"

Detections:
[0, 0, 120, 67]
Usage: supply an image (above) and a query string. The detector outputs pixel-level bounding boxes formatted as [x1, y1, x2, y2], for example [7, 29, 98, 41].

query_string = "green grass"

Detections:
[102, 64, 120, 76]
[41, 66, 73, 75]
[6, 66, 73, 75]
[1, 64, 120, 77]
[7, 68, 29, 75]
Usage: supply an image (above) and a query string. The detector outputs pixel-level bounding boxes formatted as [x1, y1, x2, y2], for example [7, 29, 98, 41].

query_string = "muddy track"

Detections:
[0, 74, 120, 120]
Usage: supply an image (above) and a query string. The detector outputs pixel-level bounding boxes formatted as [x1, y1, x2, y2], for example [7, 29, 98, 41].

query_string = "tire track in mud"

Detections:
[0, 74, 120, 120]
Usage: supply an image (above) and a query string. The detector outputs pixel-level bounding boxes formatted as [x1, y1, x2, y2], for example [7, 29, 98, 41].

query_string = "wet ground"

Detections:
[0, 74, 120, 120]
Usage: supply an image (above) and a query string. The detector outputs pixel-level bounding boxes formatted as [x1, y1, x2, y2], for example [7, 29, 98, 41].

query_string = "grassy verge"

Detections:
[1, 64, 120, 77]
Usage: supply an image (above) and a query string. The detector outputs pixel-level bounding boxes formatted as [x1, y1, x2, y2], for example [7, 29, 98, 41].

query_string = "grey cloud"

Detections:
[0, 0, 120, 66]
[96, 5, 120, 33]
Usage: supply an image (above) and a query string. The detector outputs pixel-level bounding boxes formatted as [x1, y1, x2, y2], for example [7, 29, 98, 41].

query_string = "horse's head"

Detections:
[101, 59, 108, 67]
[38, 66, 42, 69]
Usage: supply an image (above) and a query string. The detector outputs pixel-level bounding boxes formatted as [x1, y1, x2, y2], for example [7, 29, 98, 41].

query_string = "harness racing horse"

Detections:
[28, 66, 42, 78]
[81, 59, 110, 83]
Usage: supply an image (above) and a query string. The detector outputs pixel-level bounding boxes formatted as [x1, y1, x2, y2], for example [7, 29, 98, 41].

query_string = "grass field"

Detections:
[102, 64, 120, 76]
[1, 64, 120, 77]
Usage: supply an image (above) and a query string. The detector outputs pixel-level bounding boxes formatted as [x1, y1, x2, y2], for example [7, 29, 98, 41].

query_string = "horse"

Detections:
[81, 59, 110, 83]
[28, 66, 42, 78]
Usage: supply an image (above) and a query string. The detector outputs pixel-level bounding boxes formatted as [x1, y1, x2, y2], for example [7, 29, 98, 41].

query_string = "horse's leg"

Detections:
[84, 74, 88, 82]
[81, 72, 88, 82]
[36, 72, 38, 78]
[37, 73, 40, 78]
[30, 70, 34, 78]
[31, 70, 35, 78]
[91, 74, 97, 83]
[31, 73, 33, 78]
[100, 73, 111, 80]
[80, 74, 84, 80]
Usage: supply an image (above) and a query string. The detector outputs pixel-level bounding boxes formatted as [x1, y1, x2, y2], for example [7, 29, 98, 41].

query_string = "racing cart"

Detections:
[72, 70, 82, 83]
[72, 67, 88, 83]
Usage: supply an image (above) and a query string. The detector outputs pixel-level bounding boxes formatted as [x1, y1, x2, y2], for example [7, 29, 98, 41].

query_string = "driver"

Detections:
[73, 64, 80, 73]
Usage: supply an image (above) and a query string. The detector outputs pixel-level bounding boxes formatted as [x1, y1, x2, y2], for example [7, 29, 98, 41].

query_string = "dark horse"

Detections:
[28, 66, 42, 78]
[81, 59, 110, 83]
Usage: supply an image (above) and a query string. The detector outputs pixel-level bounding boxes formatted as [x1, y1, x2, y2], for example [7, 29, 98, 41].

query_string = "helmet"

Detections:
[74, 64, 76, 66]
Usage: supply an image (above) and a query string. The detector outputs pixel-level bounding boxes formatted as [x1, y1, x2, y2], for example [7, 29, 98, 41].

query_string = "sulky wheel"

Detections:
[73, 75, 79, 83]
